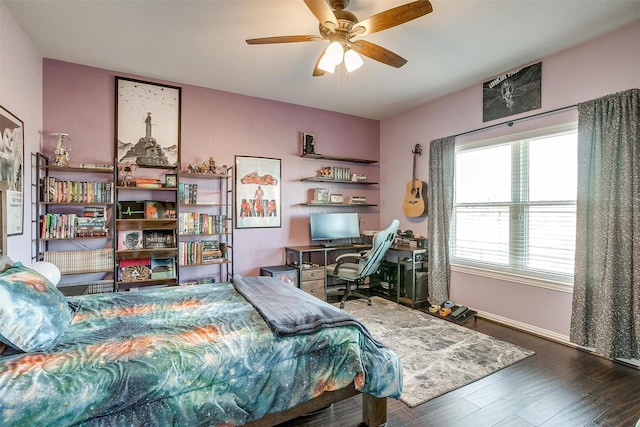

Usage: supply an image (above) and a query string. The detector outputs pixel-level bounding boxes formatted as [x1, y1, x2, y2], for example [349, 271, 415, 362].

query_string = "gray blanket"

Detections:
[233, 275, 384, 347]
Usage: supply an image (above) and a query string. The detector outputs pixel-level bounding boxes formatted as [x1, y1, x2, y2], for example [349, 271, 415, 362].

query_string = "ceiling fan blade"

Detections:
[303, 0, 338, 29]
[246, 35, 323, 45]
[350, 0, 433, 36]
[350, 40, 407, 68]
[312, 47, 328, 77]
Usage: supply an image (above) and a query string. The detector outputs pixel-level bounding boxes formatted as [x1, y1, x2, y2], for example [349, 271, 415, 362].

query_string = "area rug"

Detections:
[339, 297, 535, 407]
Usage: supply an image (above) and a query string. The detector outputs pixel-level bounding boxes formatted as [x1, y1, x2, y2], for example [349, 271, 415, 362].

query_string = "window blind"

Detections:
[452, 128, 577, 283]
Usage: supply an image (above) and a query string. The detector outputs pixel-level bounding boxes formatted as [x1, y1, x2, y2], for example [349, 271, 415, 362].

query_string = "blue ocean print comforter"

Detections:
[0, 281, 401, 426]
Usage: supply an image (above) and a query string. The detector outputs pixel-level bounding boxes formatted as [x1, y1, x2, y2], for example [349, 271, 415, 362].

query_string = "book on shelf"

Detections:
[41, 214, 108, 239]
[41, 213, 75, 239]
[118, 201, 145, 219]
[179, 213, 227, 235]
[178, 183, 198, 204]
[201, 240, 223, 263]
[178, 240, 224, 266]
[118, 258, 151, 282]
[150, 257, 176, 279]
[117, 230, 143, 250]
[135, 178, 162, 188]
[178, 277, 216, 286]
[42, 177, 113, 204]
[145, 201, 176, 219]
[83, 206, 106, 218]
[75, 216, 108, 237]
[142, 230, 175, 249]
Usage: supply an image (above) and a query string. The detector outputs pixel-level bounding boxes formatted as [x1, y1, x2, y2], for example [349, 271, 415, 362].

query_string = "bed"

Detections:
[0, 263, 402, 427]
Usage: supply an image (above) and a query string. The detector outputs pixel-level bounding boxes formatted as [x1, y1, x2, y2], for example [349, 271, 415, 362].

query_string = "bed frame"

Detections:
[244, 383, 387, 427]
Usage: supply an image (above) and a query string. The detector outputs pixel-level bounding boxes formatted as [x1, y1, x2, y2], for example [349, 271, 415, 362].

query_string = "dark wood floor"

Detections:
[277, 317, 640, 427]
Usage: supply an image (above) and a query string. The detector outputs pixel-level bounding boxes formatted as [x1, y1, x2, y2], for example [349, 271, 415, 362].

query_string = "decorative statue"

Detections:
[118, 162, 138, 186]
[51, 133, 71, 167]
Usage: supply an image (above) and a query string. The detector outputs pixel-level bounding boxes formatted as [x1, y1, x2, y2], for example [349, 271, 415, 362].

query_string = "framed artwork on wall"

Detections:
[0, 105, 24, 235]
[115, 76, 181, 168]
[234, 156, 281, 229]
[482, 62, 542, 122]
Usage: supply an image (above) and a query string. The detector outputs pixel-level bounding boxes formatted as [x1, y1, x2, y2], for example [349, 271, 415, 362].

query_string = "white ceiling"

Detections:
[5, 0, 640, 120]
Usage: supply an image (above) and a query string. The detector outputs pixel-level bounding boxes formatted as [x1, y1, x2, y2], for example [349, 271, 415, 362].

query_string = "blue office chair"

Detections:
[326, 219, 400, 308]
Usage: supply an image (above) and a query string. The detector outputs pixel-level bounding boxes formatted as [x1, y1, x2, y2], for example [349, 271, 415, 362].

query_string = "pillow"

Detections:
[0, 256, 15, 273]
[0, 262, 73, 352]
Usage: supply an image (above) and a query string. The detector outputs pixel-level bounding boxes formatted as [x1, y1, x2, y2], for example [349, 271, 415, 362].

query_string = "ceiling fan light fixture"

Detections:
[324, 41, 344, 65]
[344, 48, 363, 72]
[318, 54, 337, 73]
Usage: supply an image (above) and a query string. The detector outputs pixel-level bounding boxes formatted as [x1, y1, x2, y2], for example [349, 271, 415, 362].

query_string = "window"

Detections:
[452, 126, 577, 284]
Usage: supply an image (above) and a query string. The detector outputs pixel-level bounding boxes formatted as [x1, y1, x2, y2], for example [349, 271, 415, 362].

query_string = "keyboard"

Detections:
[322, 242, 352, 248]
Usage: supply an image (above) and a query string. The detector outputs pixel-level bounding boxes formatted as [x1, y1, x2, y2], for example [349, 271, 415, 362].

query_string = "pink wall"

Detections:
[1, 1, 43, 264]
[42, 59, 381, 276]
[379, 20, 640, 339]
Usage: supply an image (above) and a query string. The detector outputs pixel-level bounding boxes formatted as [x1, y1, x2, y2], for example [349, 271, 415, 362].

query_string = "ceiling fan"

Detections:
[246, 0, 433, 76]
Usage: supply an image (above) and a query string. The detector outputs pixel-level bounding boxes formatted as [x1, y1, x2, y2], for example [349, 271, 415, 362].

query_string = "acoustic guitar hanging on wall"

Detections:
[402, 143, 427, 217]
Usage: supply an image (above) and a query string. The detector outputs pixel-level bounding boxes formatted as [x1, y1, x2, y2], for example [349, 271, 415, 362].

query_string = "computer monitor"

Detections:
[309, 212, 360, 246]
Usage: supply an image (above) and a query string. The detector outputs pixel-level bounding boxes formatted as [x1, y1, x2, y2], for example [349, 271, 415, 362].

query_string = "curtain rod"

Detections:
[455, 103, 578, 138]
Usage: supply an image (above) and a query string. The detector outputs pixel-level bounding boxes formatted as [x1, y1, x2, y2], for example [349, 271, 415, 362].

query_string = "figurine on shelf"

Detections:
[51, 133, 71, 167]
[319, 166, 333, 178]
[208, 157, 216, 173]
[303, 133, 316, 155]
[118, 162, 138, 186]
[201, 161, 210, 174]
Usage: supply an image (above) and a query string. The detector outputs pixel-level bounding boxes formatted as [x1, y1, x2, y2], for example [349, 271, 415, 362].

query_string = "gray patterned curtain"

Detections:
[570, 88, 640, 359]
[427, 136, 455, 304]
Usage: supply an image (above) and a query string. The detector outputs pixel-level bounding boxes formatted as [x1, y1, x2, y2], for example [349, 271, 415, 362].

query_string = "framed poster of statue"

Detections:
[115, 76, 181, 168]
[0, 105, 24, 235]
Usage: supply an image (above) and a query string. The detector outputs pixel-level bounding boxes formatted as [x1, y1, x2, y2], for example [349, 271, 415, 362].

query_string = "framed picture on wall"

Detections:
[234, 156, 281, 229]
[482, 61, 542, 122]
[115, 76, 181, 168]
[0, 105, 24, 235]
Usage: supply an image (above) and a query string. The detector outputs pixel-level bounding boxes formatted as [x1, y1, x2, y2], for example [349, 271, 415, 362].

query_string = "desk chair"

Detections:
[326, 219, 399, 308]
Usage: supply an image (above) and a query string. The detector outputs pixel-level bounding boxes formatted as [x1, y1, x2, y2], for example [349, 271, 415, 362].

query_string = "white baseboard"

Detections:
[476, 310, 572, 346]
[475, 310, 640, 368]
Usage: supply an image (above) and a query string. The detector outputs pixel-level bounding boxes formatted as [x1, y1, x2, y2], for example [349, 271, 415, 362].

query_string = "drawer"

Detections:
[301, 268, 325, 282]
[301, 279, 325, 300]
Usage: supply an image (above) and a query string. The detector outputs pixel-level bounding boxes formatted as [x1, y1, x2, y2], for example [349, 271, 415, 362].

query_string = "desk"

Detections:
[378, 245, 428, 309]
[285, 245, 363, 301]
[284, 244, 428, 308]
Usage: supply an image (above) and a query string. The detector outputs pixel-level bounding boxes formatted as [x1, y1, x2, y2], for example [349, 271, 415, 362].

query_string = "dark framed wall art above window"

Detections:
[482, 62, 542, 122]
[452, 124, 578, 284]
[115, 77, 181, 168]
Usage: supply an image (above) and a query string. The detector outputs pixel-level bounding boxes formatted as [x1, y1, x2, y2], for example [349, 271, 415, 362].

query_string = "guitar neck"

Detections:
[411, 151, 418, 188]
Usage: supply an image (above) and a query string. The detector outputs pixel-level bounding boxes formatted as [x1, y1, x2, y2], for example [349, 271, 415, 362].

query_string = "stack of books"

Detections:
[135, 178, 162, 188]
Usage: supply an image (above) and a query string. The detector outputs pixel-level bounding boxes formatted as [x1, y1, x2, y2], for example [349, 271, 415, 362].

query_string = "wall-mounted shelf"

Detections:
[301, 153, 377, 164]
[116, 185, 177, 192]
[300, 153, 378, 207]
[301, 177, 378, 185]
[300, 203, 378, 207]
